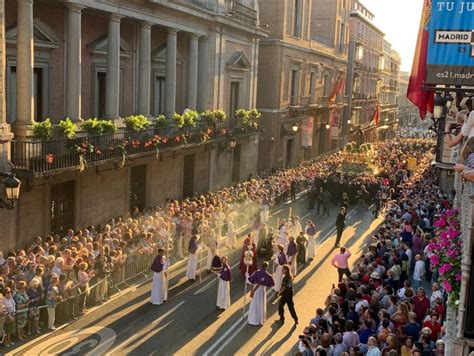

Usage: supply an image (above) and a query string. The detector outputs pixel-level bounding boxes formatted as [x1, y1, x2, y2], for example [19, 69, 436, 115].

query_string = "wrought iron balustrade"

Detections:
[10, 121, 248, 175]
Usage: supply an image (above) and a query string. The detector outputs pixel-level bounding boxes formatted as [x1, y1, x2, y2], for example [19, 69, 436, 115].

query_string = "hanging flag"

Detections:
[407, 0, 434, 119]
[328, 75, 345, 103]
[371, 105, 380, 127]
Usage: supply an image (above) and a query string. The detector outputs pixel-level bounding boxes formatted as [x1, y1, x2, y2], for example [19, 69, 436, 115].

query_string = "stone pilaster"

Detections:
[137, 22, 151, 116]
[187, 34, 199, 110]
[105, 13, 122, 119]
[164, 28, 178, 117]
[197, 36, 209, 112]
[65, 3, 84, 121]
[0, 0, 12, 172]
[14, 0, 34, 137]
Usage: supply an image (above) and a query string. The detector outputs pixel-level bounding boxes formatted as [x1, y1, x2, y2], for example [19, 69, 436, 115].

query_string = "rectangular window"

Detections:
[339, 22, 345, 52]
[153, 76, 166, 116]
[229, 82, 240, 119]
[293, 0, 302, 37]
[290, 69, 298, 105]
[323, 71, 331, 97]
[309, 72, 315, 96]
[7, 65, 47, 123]
[96, 71, 107, 118]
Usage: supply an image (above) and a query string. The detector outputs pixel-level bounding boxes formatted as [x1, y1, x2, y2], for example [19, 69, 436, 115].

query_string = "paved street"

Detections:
[10, 196, 383, 356]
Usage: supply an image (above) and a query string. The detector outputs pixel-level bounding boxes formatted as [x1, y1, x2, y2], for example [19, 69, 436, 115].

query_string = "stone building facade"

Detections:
[0, 0, 263, 251]
[345, 0, 384, 143]
[378, 40, 400, 140]
[256, 0, 350, 171]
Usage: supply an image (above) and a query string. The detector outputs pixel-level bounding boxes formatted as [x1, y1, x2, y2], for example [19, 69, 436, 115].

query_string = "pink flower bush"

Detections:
[428, 209, 463, 307]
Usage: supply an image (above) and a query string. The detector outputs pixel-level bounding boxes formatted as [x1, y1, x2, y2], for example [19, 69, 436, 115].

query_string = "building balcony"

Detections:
[231, 1, 258, 25]
[10, 122, 257, 177]
[352, 92, 379, 101]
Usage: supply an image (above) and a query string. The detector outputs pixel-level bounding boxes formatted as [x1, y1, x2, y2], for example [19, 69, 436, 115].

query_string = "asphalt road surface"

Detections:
[10, 196, 382, 356]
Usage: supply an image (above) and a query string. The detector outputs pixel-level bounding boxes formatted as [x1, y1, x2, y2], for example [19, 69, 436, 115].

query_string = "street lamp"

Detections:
[0, 173, 21, 210]
[291, 122, 298, 132]
[433, 93, 447, 121]
[325, 123, 330, 130]
[347, 119, 351, 124]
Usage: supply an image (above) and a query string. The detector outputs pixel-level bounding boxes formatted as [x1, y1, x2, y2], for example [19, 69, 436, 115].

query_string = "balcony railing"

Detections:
[11, 122, 255, 175]
[352, 93, 379, 101]
[230, 2, 257, 25]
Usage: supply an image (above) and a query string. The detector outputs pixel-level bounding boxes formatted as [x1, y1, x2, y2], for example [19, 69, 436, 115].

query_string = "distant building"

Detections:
[257, 0, 350, 170]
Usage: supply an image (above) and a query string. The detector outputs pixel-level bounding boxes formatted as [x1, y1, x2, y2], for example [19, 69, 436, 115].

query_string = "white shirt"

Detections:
[461, 110, 474, 138]
[413, 260, 425, 281]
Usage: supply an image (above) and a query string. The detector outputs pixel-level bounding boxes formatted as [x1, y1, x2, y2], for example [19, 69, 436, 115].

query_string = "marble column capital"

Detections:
[140, 21, 153, 30]
[64, 2, 84, 13]
[167, 28, 179, 36]
[188, 33, 200, 41]
[109, 13, 123, 23]
[18, 0, 33, 4]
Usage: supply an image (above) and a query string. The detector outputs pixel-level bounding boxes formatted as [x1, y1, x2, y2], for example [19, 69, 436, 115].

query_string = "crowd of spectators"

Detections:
[296, 146, 451, 356]
[0, 138, 431, 348]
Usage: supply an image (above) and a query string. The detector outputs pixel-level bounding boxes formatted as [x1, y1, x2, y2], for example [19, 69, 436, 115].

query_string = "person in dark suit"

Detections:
[334, 207, 347, 248]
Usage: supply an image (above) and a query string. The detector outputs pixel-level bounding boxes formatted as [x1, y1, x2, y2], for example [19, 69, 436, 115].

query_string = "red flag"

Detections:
[372, 105, 380, 126]
[407, 0, 434, 119]
[328, 75, 345, 102]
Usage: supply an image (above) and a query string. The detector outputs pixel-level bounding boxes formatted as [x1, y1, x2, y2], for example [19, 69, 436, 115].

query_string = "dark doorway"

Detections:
[232, 144, 241, 183]
[130, 165, 147, 212]
[286, 139, 293, 167]
[51, 181, 75, 235]
[183, 154, 195, 198]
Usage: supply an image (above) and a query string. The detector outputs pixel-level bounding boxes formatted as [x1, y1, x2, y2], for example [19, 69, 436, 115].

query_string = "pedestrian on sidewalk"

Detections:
[334, 207, 346, 248]
[331, 247, 351, 283]
[275, 265, 298, 325]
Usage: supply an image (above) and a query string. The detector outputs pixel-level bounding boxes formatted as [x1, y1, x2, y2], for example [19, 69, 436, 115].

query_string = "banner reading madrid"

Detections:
[426, 0, 474, 85]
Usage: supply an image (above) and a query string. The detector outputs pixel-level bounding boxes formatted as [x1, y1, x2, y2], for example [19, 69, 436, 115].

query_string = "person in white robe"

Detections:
[226, 218, 236, 249]
[186, 235, 199, 280]
[305, 220, 317, 261]
[247, 262, 275, 326]
[150, 249, 168, 305]
[216, 256, 232, 310]
[273, 245, 287, 293]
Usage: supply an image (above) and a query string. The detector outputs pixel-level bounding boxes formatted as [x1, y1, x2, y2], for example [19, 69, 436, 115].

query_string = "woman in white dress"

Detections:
[216, 256, 232, 310]
[305, 220, 317, 261]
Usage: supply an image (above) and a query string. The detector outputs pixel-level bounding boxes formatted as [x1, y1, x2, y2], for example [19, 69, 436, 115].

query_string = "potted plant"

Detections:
[172, 113, 185, 129]
[155, 114, 168, 129]
[199, 110, 216, 126]
[81, 118, 117, 136]
[214, 109, 227, 123]
[32, 118, 54, 141]
[55, 118, 78, 139]
[183, 110, 198, 128]
[124, 115, 151, 132]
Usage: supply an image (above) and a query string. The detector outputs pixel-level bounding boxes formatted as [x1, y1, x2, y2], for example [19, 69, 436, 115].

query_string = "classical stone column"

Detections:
[164, 28, 177, 117]
[197, 36, 209, 112]
[137, 22, 151, 116]
[0, 0, 13, 172]
[15, 0, 34, 127]
[105, 14, 122, 119]
[65, 3, 83, 121]
[187, 34, 198, 110]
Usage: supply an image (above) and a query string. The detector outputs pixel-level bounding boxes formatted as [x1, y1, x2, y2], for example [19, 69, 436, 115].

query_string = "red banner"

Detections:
[328, 75, 345, 103]
[407, 0, 434, 119]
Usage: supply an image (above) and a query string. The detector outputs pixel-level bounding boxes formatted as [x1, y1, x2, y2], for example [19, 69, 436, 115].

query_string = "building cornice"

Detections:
[259, 39, 348, 65]
[350, 10, 385, 36]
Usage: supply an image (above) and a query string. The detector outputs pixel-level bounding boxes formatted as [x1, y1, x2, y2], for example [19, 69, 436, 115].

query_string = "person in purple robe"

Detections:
[247, 262, 275, 326]
[150, 249, 168, 305]
[216, 256, 232, 310]
[186, 235, 199, 281]
[287, 236, 298, 276]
